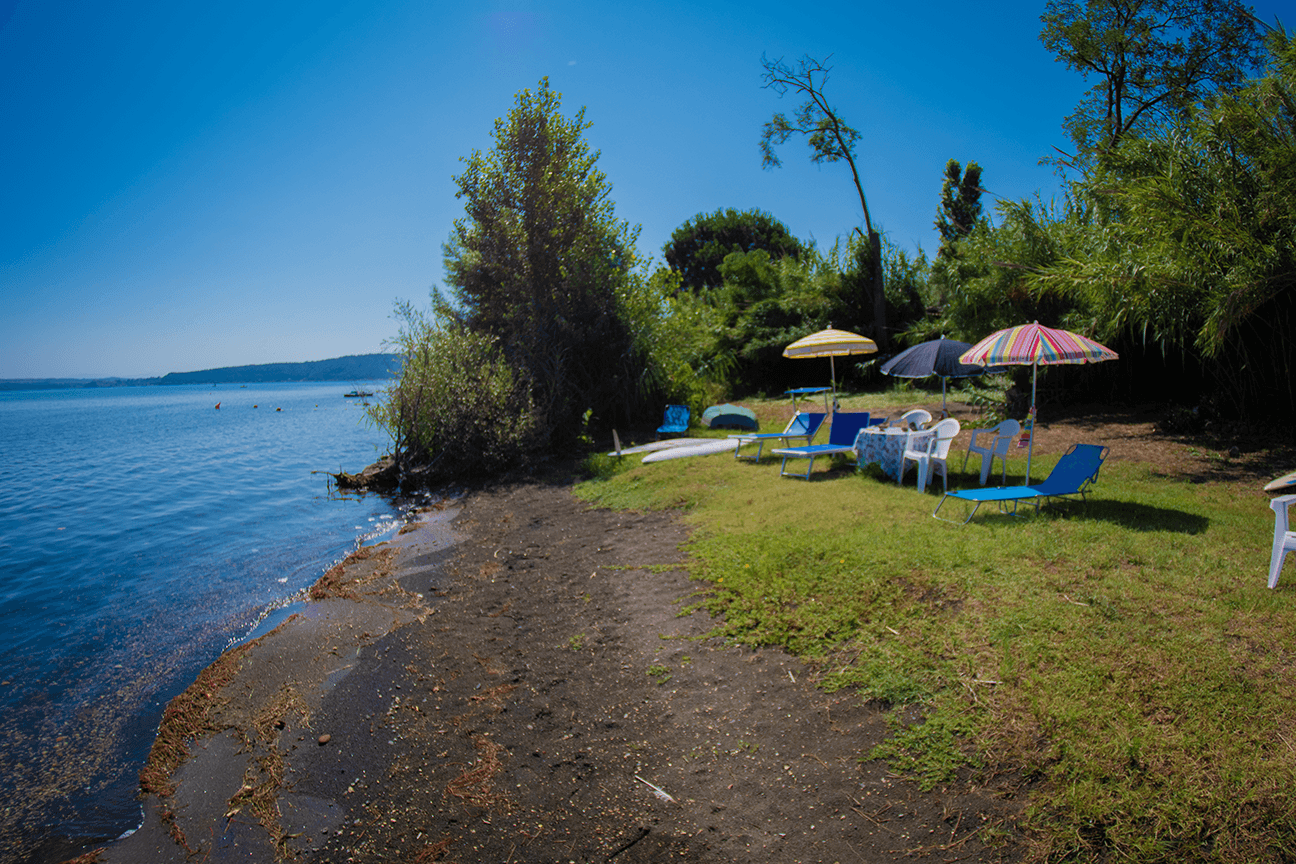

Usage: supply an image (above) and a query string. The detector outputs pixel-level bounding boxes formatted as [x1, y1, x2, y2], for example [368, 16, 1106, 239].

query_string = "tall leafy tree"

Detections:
[694, 236, 927, 395]
[934, 159, 984, 259]
[436, 78, 646, 445]
[759, 54, 888, 346]
[934, 197, 1090, 339]
[1035, 26, 1296, 419]
[1040, 0, 1265, 156]
[663, 207, 806, 291]
[708, 248, 841, 393]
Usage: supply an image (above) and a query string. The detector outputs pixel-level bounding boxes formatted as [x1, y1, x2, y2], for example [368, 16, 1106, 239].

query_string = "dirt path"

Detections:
[293, 480, 1022, 864]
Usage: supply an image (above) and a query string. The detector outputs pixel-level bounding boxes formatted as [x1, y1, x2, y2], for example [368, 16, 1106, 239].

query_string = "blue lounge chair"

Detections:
[656, 404, 689, 439]
[932, 443, 1110, 524]
[771, 412, 873, 479]
[729, 411, 827, 461]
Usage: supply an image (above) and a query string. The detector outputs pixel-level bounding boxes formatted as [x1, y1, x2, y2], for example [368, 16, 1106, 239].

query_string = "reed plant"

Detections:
[575, 396, 1296, 862]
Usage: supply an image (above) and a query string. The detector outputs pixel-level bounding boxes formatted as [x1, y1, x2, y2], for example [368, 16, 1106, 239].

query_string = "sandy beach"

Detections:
[84, 470, 1027, 864]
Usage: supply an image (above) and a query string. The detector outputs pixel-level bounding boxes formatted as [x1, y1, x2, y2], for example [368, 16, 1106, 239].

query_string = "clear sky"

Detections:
[1, 0, 1285, 379]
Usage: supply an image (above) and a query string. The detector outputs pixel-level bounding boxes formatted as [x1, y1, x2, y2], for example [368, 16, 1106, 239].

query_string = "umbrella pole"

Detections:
[830, 356, 838, 412]
[1025, 363, 1037, 484]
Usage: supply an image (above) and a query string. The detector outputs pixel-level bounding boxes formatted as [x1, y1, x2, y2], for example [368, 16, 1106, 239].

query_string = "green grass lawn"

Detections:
[576, 395, 1296, 863]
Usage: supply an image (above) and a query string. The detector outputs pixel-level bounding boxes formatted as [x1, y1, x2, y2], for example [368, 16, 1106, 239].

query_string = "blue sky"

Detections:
[2, 0, 1285, 378]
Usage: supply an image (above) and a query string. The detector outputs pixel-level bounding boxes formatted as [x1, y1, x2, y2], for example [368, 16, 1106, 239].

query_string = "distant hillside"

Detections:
[157, 354, 401, 385]
[0, 354, 401, 391]
[0, 377, 158, 391]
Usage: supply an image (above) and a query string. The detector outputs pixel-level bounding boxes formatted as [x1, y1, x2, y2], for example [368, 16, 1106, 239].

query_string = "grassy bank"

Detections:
[575, 394, 1296, 863]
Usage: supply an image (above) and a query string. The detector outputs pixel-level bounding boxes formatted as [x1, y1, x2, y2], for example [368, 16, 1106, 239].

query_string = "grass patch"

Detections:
[646, 663, 673, 684]
[869, 703, 980, 791]
[575, 394, 1296, 863]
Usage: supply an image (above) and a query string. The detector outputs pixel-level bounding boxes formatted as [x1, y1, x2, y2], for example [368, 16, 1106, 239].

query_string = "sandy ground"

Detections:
[75, 402, 1292, 864]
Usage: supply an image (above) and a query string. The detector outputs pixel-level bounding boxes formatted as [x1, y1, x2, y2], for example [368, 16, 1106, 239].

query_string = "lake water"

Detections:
[0, 382, 417, 862]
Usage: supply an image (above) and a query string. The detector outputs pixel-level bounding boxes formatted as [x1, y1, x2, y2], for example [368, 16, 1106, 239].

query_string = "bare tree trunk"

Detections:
[870, 230, 885, 349]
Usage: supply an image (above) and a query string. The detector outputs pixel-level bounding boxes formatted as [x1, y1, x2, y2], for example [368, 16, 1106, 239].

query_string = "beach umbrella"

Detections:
[960, 321, 1118, 483]
[880, 335, 1006, 413]
[783, 328, 877, 410]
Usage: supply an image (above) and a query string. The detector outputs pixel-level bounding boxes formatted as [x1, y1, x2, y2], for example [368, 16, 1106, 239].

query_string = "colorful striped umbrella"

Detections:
[783, 328, 878, 410]
[959, 322, 1118, 482]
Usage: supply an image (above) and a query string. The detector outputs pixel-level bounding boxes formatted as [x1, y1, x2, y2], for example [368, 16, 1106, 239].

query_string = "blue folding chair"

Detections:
[771, 413, 873, 479]
[932, 443, 1110, 524]
[729, 411, 827, 461]
[656, 404, 689, 439]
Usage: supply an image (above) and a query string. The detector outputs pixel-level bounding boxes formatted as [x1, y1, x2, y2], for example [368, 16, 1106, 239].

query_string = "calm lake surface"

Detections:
[0, 382, 416, 862]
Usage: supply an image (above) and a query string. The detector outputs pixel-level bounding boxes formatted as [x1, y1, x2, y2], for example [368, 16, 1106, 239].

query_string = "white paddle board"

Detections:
[641, 439, 738, 463]
[1265, 470, 1296, 492]
[607, 438, 713, 457]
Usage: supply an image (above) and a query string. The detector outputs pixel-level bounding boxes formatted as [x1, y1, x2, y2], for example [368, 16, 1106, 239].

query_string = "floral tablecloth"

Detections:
[855, 427, 934, 480]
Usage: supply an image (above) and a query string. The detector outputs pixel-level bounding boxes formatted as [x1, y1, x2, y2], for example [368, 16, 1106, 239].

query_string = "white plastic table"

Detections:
[855, 427, 934, 480]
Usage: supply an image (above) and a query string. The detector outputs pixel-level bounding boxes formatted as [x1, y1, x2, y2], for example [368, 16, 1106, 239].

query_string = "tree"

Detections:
[707, 248, 841, 393]
[1034, 26, 1296, 419]
[1040, 0, 1265, 156]
[759, 54, 888, 347]
[373, 79, 721, 481]
[436, 78, 646, 446]
[934, 159, 984, 259]
[663, 207, 806, 291]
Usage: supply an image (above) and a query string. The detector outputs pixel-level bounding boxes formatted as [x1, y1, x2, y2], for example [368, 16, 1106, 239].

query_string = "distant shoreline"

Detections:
[0, 352, 401, 391]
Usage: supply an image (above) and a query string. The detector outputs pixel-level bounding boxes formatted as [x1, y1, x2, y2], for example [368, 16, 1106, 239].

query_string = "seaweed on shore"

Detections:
[445, 734, 508, 812]
[223, 684, 311, 859]
[136, 631, 273, 852]
[310, 545, 396, 600]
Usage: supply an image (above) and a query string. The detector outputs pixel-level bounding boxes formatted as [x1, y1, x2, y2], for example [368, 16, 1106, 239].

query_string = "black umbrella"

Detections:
[880, 336, 1005, 412]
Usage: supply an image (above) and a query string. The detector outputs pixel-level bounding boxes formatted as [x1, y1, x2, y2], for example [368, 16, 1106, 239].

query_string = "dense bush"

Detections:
[369, 303, 540, 478]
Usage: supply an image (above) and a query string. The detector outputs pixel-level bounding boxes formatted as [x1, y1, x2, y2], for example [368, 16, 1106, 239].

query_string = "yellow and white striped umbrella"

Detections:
[783, 328, 877, 409]
[782, 328, 878, 359]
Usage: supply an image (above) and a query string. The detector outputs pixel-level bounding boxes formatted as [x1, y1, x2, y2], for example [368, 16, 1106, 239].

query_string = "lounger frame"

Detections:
[932, 443, 1110, 524]
[770, 413, 873, 480]
[729, 411, 826, 462]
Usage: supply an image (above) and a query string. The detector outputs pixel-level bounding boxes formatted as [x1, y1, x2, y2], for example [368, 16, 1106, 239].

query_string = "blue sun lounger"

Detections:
[729, 411, 827, 461]
[932, 443, 1110, 524]
[771, 412, 873, 479]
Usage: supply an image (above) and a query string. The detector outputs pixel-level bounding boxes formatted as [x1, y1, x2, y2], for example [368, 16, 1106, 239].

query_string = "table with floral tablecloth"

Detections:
[855, 427, 933, 480]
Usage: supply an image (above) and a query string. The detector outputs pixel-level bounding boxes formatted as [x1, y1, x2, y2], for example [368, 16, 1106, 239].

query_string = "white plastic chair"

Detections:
[892, 408, 932, 431]
[1270, 495, 1296, 589]
[962, 419, 1021, 485]
[901, 418, 961, 493]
